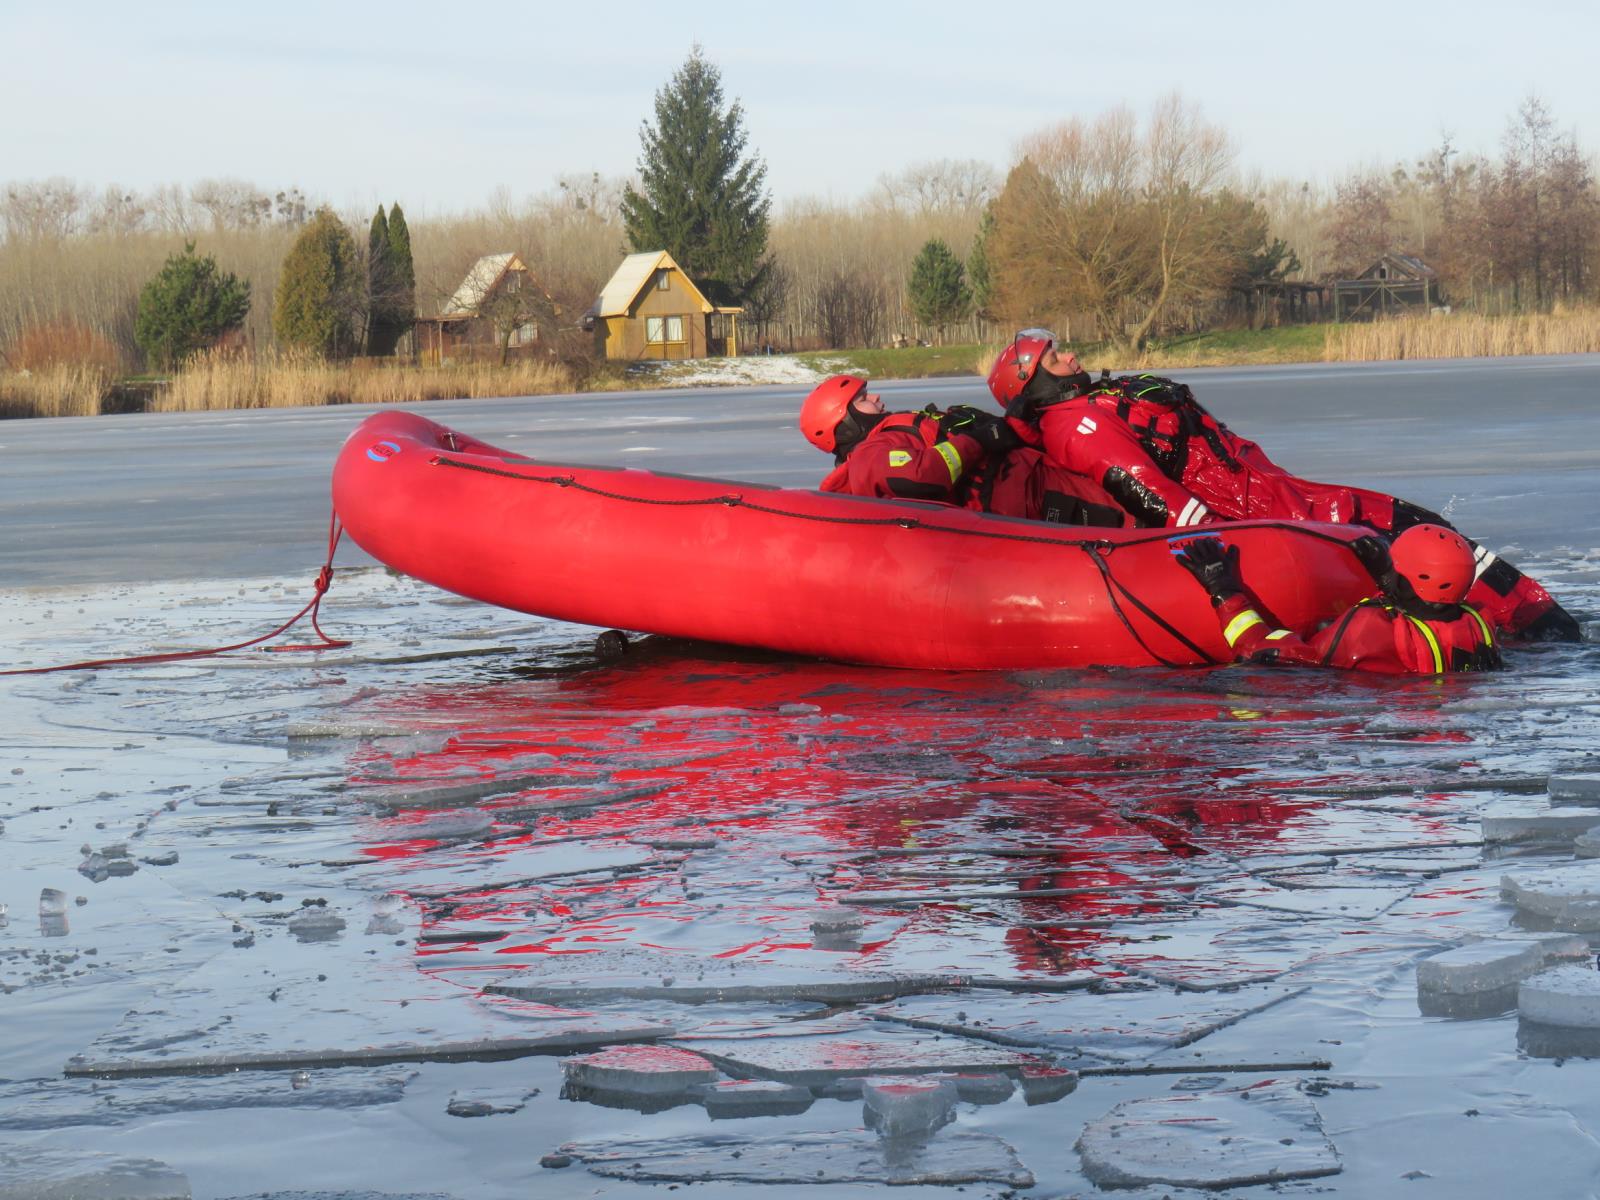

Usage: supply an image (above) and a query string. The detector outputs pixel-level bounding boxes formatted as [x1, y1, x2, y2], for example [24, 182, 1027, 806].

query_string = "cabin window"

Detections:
[512, 322, 537, 346]
[646, 316, 685, 344]
[654, 269, 670, 290]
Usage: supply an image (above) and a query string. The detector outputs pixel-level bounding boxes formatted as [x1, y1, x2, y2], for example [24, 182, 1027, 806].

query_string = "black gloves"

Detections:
[1174, 537, 1245, 606]
[1349, 534, 1395, 587]
[940, 406, 1022, 456]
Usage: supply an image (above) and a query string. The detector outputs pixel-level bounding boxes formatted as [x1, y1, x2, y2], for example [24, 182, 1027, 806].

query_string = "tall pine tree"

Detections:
[387, 203, 415, 341]
[365, 206, 393, 355]
[621, 45, 771, 306]
[360, 204, 416, 356]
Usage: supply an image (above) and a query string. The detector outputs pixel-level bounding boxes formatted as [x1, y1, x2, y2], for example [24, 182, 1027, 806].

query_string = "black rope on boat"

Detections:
[429, 454, 1345, 667]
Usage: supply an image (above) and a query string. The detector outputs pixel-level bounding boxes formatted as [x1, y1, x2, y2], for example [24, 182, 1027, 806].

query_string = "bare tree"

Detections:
[0, 179, 86, 242]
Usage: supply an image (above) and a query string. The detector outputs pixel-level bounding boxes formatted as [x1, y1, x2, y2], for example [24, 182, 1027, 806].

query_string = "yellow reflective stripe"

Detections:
[1465, 605, 1494, 646]
[1404, 614, 1445, 673]
[935, 441, 963, 483]
[1223, 610, 1265, 647]
[1264, 629, 1292, 641]
[887, 450, 912, 468]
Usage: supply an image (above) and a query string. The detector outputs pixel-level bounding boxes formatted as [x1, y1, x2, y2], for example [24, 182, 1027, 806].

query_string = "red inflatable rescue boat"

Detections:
[332, 410, 1378, 670]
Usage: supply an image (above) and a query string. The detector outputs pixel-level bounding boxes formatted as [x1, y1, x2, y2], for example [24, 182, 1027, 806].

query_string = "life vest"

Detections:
[1082, 374, 1245, 480]
[1323, 598, 1501, 674]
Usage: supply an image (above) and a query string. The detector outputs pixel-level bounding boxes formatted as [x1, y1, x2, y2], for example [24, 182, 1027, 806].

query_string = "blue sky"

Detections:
[8, 0, 1598, 216]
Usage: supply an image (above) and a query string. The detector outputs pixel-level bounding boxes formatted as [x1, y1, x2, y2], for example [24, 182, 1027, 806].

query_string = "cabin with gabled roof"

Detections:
[585, 250, 740, 360]
[413, 252, 556, 365]
[1332, 253, 1444, 320]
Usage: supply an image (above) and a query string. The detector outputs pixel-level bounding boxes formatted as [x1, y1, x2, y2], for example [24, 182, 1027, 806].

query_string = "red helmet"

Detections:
[987, 328, 1055, 409]
[800, 375, 868, 453]
[1391, 524, 1475, 603]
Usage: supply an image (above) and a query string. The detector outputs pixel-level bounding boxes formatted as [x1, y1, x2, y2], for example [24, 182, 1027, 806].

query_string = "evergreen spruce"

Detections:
[365, 206, 393, 355]
[621, 45, 771, 306]
[907, 239, 972, 340]
[133, 242, 251, 370]
[387, 203, 416, 334]
[273, 207, 359, 358]
[967, 205, 996, 319]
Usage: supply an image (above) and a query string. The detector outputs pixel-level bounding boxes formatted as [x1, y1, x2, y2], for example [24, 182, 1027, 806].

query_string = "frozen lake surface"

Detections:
[3, 359, 1600, 1198]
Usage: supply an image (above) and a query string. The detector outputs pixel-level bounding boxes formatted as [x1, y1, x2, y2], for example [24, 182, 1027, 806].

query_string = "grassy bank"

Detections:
[0, 353, 575, 418]
[5, 309, 1599, 419]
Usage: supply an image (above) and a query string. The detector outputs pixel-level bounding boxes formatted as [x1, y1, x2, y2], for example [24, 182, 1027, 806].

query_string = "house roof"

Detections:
[442, 252, 521, 316]
[595, 250, 716, 318]
[1356, 253, 1436, 281]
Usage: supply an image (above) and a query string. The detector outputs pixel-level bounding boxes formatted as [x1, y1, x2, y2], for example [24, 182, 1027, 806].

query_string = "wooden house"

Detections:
[586, 251, 740, 361]
[413, 253, 555, 365]
[1332, 254, 1443, 321]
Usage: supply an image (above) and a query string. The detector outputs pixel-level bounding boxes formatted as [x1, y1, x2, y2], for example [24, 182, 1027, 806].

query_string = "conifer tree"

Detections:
[365, 206, 393, 355]
[387, 203, 415, 333]
[621, 45, 771, 306]
[967, 205, 996, 320]
[273, 207, 359, 358]
[907, 239, 972, 341]
[134, 242, 251, 370]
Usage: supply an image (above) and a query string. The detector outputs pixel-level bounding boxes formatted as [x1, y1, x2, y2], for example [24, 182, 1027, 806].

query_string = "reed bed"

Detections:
[0, 364, 112, 418]
[1325, 309, 1600, 361]
[151, 351, 576, 413]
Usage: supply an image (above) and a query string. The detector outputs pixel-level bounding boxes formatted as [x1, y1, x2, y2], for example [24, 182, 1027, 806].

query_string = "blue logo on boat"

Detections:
[366, 440, 401, 463]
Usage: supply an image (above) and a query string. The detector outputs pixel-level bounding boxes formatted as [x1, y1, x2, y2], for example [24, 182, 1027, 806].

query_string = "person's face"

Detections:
[850, 393, 884, 415]
[1037, 346, 1082, 378]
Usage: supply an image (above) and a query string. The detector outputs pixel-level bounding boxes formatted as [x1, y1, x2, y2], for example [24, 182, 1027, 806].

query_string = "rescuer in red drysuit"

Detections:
[986, 329, 1580, 641]
[799, 374, 1130, 526]
[1174, 524, 1502, 674]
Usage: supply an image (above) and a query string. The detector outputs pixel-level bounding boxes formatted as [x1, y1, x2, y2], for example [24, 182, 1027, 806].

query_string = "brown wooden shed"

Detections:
[586, 251, 740, 361]
[1332, 254, 1444, 321]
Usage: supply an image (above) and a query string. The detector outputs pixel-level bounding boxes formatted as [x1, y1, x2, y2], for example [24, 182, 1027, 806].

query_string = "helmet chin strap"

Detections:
[832, 408, 891, 462]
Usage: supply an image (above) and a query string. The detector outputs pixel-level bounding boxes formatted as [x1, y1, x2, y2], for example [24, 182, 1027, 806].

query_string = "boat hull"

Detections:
[332, 410, 1376, 670]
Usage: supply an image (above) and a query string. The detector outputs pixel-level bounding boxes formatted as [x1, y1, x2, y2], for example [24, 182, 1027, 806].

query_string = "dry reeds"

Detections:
[151, 349, 575, 412]
[1325, 309, 1600, 361]
[0, 364, 112, 418]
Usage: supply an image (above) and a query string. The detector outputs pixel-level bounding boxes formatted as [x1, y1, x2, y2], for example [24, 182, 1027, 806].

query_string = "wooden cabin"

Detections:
[1332, 254, 1443, 321]
[413, 253, 555, 365]
[586, 251, 740, 361]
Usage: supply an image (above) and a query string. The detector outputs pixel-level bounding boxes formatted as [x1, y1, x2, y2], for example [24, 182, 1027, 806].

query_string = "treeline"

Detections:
[2, 95, 1596, 372]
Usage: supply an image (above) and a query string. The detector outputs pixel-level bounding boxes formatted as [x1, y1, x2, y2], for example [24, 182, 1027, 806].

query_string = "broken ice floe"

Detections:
[1549, 774, 1600, 805]
[1501, 864, 1600, 930]
[1075, 1081, 1340, 1189]
[1519, 965, 1600, 1029]
[484, 946, 963, 1005]
[445, 1086, 537, 1117]
[1482, 802, 1600, 844]
[0, 1149, 189, 1200]
[873, 984, 1303, 1061]
[561, 1129, 1034, 1186]
[862, 1076, 957, 1139]
[65, 948, 670, 1077]
[563, 1044, 716, 1096]
[669, 1031, 1044, 1088]
[696, 1078, 814, 1118]
[0, 1068, 413, 1130]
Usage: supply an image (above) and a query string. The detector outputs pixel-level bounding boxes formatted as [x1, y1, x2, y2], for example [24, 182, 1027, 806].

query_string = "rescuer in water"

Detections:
[799, 373, 1129, 526]
[1174, 524, 1501, 673]
[986, 329, 1579, 641]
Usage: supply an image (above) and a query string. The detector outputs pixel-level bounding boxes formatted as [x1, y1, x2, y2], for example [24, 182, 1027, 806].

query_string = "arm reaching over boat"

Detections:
[1174, 528, 1502, 675]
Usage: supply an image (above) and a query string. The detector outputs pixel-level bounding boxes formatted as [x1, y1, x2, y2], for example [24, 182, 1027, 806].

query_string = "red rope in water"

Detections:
[1, 513, 352, 677]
